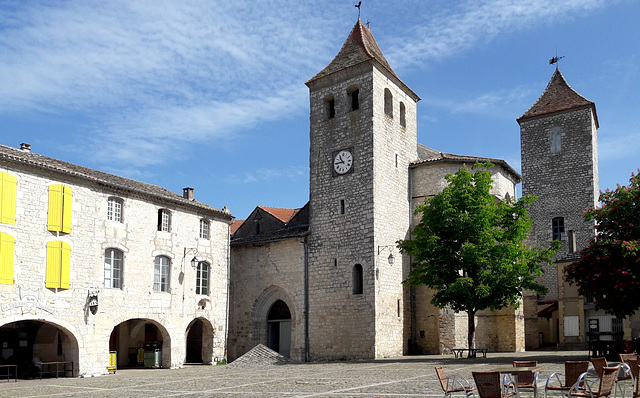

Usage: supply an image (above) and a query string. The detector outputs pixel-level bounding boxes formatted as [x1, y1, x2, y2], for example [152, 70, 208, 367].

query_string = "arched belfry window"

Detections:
[399, 102, 406, 127]
[384, 88, 393, 117]
[347, 86, 359, 111]
[352, 264, 363, 295]
[324, 94, 335, 119]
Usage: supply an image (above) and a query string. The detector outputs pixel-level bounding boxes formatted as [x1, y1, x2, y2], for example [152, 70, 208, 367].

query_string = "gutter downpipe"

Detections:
[304, 237, 310, 362]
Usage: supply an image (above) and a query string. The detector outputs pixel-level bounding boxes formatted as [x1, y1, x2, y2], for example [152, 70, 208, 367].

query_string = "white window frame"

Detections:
[107, 197, 123, 222]
[199, 219, 210, 239]
[196, 261, 209, 295]
[154, 256, 170, 292]
[104, 248, 123, 289]
[158, 209, 171, 232]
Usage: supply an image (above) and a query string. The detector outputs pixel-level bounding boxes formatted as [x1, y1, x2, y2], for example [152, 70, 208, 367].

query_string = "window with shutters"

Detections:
[154, 255, 170, 292]
[104, 248, 123, 289]
[0, 232, 15, 285]
[0, 172, 17, 225]
[48, 184, 72, 233]
[195, 261, 209, 295]
[107, 197, 123, 222]
[46, 241, 71, 289]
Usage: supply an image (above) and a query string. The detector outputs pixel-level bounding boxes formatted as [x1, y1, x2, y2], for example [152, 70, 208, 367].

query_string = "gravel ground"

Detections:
[0, 350, 594, 398]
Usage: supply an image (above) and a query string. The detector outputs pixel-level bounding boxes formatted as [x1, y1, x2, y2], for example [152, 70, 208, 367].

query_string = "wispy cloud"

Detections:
[0, 0, 612, 171]
[421, 86, 535, 117]
[225, 167, 306, 185]
[386, 0, 609, 70]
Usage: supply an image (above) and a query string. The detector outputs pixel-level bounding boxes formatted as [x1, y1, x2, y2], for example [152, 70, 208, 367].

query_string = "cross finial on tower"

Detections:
[355, 1, 361, 19]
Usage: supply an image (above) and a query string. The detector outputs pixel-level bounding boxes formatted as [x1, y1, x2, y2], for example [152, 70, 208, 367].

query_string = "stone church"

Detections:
[229, 18, 528, 362]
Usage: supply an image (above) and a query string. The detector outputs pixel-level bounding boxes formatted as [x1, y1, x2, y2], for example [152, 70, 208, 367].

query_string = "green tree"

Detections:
[565, 170, 640, 318]
[398, 163, 560, 351]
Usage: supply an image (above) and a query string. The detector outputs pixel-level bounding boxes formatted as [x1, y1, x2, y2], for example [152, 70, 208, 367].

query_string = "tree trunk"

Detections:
[467, 309, 476, 357]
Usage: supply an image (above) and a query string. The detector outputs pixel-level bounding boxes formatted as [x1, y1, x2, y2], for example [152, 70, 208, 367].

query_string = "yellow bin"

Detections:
[108, 351, 117, 374]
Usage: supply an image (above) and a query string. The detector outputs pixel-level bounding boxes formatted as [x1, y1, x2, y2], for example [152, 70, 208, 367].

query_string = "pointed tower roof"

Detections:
[517, 69, 598, 128]
[306, 19, 419, 100]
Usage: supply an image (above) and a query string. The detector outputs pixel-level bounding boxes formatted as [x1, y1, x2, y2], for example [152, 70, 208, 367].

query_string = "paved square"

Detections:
[0, 350, 589, 397]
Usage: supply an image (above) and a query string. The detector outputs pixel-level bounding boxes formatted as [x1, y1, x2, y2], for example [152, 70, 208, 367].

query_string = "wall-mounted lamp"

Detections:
[377, 245, 396, 265]
[184, 247, 198, 268]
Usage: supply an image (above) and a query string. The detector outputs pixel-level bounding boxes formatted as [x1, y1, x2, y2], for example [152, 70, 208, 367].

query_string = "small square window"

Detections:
[107, 197, 123, 222]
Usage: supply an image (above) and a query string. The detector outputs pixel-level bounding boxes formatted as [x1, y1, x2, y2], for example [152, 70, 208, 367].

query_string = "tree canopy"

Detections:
[565, 170, 640, 319]
[398, 163, 560, 348]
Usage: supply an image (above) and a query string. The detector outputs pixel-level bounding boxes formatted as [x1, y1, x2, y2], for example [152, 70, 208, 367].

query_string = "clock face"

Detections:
[333, 149, 353, 175]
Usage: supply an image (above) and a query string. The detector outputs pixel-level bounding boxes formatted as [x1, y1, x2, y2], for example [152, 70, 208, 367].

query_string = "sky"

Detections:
[1, 0, 639, 220]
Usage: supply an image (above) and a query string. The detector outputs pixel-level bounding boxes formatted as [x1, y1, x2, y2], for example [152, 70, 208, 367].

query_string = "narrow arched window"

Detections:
[347, 86, 359, 111]
[550, 128, 562, 153]
[399, 102, 406, 127]
[324, 94, 335, 119]
[552, 217, 565, 241]
[384, 88, 393, 117]
[352, 264, 363, 295]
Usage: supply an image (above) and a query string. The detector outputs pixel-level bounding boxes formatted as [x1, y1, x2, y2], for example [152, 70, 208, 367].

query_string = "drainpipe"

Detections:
[224, 222, 231, 362]
[303, 237, 309, 362]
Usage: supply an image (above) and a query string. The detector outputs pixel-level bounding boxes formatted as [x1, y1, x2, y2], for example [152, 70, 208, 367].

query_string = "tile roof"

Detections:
[518, 68, 598, 128]
[257, 206, 300, 223]
[230, 219, 245, 235]
[0, 143, 233, 221]
[230, 224, 309, 247]
[412, 143, 521, 183]
[306, 18, 419, 101]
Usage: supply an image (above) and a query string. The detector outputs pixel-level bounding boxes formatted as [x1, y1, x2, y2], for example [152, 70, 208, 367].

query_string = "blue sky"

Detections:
[1, 0, 638, 220]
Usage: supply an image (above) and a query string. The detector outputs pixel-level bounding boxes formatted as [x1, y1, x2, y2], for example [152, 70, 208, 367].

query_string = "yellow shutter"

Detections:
[59, 241, 71, 289]
[0, 172, 17, 225]
[48, 185, 63, 232]
[62, 185, 72, 233]
[0, 232, 15, 285]
[46, 241, 61, 288]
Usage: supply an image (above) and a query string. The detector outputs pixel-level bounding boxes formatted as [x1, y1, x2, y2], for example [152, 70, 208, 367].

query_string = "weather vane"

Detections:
[355, 1, 361, 18]
[549, 47, 565, 69]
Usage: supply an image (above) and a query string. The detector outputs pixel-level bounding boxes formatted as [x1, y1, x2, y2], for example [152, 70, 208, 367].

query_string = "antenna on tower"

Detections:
[355, 1, 362, 19]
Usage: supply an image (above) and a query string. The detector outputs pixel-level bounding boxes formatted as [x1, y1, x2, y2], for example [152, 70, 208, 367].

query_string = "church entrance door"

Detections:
[267, 299, 291, 357]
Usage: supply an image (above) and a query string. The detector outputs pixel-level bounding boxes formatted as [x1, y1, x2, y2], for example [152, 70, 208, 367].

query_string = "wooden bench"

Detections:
[452, 348, 488, 358]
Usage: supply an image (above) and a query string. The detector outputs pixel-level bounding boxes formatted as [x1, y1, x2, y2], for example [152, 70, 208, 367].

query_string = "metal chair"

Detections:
[436, 366, 476, 398]
[473, 371, 517, 398]
[545, 361, 590, 398]
[591, 356, 632, 398]
[570, 365, 620, 398]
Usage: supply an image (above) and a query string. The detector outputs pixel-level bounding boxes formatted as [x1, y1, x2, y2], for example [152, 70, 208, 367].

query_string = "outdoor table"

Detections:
[0, 364, 17, 382]
[36, 361, 73, 379]
[492, 366, 543, 398]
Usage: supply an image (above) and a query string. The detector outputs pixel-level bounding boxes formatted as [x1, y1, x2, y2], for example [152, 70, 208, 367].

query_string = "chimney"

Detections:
[183, 187, 194, 200]
[20, 143, 31, 152]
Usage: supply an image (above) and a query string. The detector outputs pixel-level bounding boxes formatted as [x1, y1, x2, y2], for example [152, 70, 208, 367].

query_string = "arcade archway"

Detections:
[0, 320, 78, 379]
[185, 318, 215, 364]
[109, 319, 170, 369]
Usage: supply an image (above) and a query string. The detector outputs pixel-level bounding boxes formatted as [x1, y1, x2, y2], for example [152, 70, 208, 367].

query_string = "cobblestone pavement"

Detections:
[0, 350, 591, 398]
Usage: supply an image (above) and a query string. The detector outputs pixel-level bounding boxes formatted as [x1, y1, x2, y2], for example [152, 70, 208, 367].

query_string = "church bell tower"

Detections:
[305, 18, 420, 360]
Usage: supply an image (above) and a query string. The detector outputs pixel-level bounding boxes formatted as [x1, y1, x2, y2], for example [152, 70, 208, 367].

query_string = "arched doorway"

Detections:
[0, 320, 78, 379]
[267, 299, 291, 357]
[109, 319, 169, 369]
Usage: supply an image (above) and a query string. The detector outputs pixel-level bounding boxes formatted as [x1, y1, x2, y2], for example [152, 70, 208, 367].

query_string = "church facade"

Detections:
[228, 19, 525, 361]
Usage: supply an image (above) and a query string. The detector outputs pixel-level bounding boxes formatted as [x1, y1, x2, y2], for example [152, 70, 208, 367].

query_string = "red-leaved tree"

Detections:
[565, 169, 640, 318]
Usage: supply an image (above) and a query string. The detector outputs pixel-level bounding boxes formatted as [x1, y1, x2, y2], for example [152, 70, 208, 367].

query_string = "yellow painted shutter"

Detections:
[0, 172, 17, 225]
[0, 232, 15, 285]
[59, 241, 71, 289]
[46, 241, 61, 288]
[62, 185, 72, 233]
[48, 185, 63, 232]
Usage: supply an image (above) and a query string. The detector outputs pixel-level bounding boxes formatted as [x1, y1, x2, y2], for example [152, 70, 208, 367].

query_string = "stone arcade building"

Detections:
[0, 143, 232, 376]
